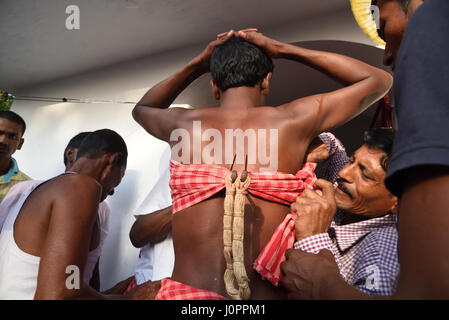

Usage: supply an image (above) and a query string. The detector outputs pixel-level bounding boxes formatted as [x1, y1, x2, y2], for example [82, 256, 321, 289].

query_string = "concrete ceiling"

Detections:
[0, 0, 349, 91]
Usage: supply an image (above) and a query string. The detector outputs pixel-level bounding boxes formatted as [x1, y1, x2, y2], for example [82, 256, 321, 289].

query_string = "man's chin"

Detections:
[334, 192, 353, 211]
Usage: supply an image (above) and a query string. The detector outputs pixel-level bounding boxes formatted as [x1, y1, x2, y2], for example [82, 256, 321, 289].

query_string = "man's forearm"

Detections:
[135, 57, 205, 110]
[130, 206, 172, 248]
[277, 43, 389, 87]
[75, 285, 123, 300]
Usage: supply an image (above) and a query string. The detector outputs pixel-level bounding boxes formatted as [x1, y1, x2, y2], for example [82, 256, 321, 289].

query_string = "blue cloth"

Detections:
[1, 158, 20, 184]
[385, 0, 449, 197]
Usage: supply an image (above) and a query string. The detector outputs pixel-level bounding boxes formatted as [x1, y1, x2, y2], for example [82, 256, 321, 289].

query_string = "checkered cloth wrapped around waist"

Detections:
[169, 160, 317, 286]
[155, 279, 228, 300]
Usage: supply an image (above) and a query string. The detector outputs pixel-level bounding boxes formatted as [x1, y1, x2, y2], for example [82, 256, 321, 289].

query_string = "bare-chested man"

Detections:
[132, 29, 392, 299]
[0, 129, 141, 299]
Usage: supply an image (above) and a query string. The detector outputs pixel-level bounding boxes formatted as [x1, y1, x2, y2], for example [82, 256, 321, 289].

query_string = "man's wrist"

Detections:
[190, 55, 210, 74]
[294, 232, 333, 254]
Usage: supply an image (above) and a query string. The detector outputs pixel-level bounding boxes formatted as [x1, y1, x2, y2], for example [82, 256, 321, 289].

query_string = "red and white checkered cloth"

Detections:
[155, 279, 228, 300]
[169, 160, 316, 286]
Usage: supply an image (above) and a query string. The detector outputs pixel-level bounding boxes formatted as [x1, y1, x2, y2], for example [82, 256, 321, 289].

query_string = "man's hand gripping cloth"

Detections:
[156, 279, 228, 300]
[169, 160, 317, 297]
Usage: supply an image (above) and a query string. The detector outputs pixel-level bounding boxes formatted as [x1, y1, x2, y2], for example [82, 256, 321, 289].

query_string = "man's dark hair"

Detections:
[0, 110, 26, 136]
[363, 127, 395, 171]
[372, 0, 410, 12]
[76, 129, 128, 166]
[210, 37, 274, 91]
[63, 131, 91, 166]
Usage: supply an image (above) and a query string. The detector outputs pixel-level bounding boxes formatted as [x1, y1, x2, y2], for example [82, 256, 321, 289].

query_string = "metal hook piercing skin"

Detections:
[230, 154, 238, 183]
[240, 155, 248, 182]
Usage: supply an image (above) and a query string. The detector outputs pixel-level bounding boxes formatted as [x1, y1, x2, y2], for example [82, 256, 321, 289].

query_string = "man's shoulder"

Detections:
[33, 174, 102, 209]
[57, 172, 100, 186]
[38, 174, 102, 223]
[359, 224, 398, 259]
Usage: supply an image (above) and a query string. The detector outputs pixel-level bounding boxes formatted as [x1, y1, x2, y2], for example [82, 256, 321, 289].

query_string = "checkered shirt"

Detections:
[169, 160, 317, 286]
[318, 132, 349, 183]
[155, 279, 228, 300]
[294, 214, 399, 296]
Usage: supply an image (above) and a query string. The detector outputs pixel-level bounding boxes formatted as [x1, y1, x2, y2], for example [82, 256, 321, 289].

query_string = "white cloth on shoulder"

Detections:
[0, 179, 109, 299]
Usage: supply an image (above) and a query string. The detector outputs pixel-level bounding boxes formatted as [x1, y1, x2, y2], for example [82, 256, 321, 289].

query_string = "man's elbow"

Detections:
[129, 225, 144, 248]
[132, 105, 142, 123]
[374, 70, 393, 95]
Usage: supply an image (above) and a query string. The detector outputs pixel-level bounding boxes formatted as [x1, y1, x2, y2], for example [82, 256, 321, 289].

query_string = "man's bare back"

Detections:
[133, 29, 392, 299]
[14, 174, 101, 267]
[169, 106, 313, 299]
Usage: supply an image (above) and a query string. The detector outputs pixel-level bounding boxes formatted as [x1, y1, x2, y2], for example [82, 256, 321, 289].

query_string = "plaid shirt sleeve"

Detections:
[318, 132, 349, 183]
[293, 233, 333, 254]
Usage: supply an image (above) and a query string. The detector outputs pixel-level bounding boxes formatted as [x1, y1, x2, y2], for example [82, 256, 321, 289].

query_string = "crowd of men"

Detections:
[0, 0, 448, 300]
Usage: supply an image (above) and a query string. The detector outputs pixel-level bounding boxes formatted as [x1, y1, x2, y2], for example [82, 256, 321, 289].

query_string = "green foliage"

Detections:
[0, 90, 14, 111]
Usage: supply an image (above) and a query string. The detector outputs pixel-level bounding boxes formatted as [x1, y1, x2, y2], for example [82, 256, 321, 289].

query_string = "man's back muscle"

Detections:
[14, 174, 101, 267]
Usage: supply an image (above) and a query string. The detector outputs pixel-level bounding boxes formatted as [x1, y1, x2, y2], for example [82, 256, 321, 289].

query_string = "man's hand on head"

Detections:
[196, 29, 243, 73]
[217, 28, 258, 39]
[231, 29, 284, 59]
[291, 179, 336, 241]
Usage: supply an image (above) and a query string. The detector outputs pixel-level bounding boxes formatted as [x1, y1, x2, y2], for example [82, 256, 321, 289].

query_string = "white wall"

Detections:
[11, 8, 380, 290]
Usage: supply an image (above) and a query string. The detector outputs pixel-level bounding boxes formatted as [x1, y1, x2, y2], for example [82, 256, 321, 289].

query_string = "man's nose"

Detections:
[338, 165, 354, 183]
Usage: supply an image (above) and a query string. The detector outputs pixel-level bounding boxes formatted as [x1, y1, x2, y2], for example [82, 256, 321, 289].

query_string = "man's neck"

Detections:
[220, 86, 264, 110]
[340, 211, 372, 225]
[69, 158, 102, 182]
[0, 157, 12, 177]
[339, 210, 391, 225]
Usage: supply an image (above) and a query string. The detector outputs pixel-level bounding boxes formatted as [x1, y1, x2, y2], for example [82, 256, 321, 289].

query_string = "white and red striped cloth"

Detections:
[156, 279, 228, 300]
[169, 160, 316, 286]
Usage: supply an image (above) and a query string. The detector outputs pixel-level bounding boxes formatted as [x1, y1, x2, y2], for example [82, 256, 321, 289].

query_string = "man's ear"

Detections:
[391, 197, 398, 215]
[100, 153, 117, 182]
[17, 138, 24, 150]
[109, 152, 123, 166]
[260, 72, 272, 95]
[210, 79, 221, 100]
[64, 147, 77, 169]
